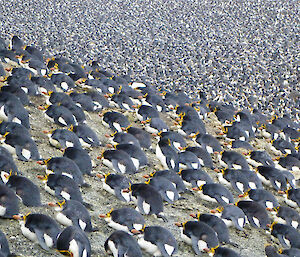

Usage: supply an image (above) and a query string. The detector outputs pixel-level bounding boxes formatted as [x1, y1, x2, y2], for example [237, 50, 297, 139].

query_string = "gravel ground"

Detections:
[0, 0, 299, 256]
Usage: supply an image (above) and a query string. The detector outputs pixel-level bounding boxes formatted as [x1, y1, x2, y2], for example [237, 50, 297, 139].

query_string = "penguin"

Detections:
[230, 140, 254, 151]
[84, 90, 109, 110]
[44, 128, 82, 149]
[175, 220, 219, 255]
[99, 207, 145, 233]
[63, 147, 93, 176]
[0, 155, 19, 184]
[275, 155, 300, 172]
[10, 36, 24, 53]
[156, 138, 179, 171]
[0, 92, 30, 129]
[270, 222, 300, 249]
[256, 166, 288, 191]
[212, 205, 246, 231]
[265, 245, 287, 257]
[14, 213, 60, 250]
[71, 124, 101, 147]
[37, 157, 86, 187]
[178, 151, 201, 170]
[40, 174, 87, 206]
[149, 169, 187, 194]
[100, 149, 137, 174]
[49, 200, 96, 232]
[191, 213, 236, 246]
[0, 229, 15, 257]
[6, 175, 41, 207]
[115, 143, 148, 169]
[246, 150, 275, 167]
[20, 56, 48, 76]
[111, 92, 134, 111]
[285, 188, 300, 208]
[57, 226, 91, 257]
[217, 168, 250, 194]
[0, 185, 19, 218]
[69, 92, 99, 112]
[272, 139, 296, 155]
[259, 123, 281, 140]
[177, 116, 206, 137]
[213, 247, 241, 257]
[159, 131, 187, 152]
[136, 104, 160, 121]
[236, 200, 270, 229]
[142, 92, 166, 112]
[50, 72, 75, 92]
[104, 230, 142, 257]
[0, 121, 30, 138]
[126, 126, 152, 149]
[46, 91, 73, 106]
[0, 49, 18, 64]
[219, 151, 250, 170]
[145, 177, 179, 204]
[42, 104, 76, 127]
[242, 189, 279, 211]
[108, 132, 141, 148]
[24, 45, 44, 62]
[129, 183, 166, 221]
[142, 117, 169, 135]
[240, 169, 263, 189]
[220, 125, 249, 142]
[185, 146, 214, 169]
[195, 183, 234, 206]
[275, 206, 300, 230]
[137, 226, 178, 257]
[194, 133, 222, 154]
[102, 111, 130, 133]
[180, 168, 213, 188]
[1, 83, 30, 106]
[0, 132, 40, 161]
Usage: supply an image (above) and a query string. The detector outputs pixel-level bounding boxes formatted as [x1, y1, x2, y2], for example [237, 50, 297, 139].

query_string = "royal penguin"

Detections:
[270, 222, 300, 249]
[190, 213, 236, 246]
[175, 220, 219, 255]
[142, 117, 169, 135]
[14, 213, 60, 250]
[284, 188, 300, 208]
[50, 73, 75, 92]
[71, 124, 101, 147]
[280, 248, 300, 256]
[126, 126, 152, 149]
[108, 132, 141, 148]
[0, 121, 30, 138]
[256, 166, 288, 191]
[102, 111, 130, 133]
[241, 189, 279, 211]
[246, 150, 275, 167]
[275, 155, 300, 172]
[115, 143, 148, 169]
[100, 149, 137, 174]
[49, 200, 96, 232]
[149, 169, 187, 194]
[129, 183, 166, 221]
[145, 177, 179, 204]
[110, 92, 134, 111]
[0, 132, 40, 161]
[219, 151, 250, 170]
[178, 151, 201, 170]
[274, 206, 300, 230]
[0, 229, 15, 257]
[271, 139, 297, 155]
[194, 133, 222, 154]
[195, 183, 234, 206]
[43, 128, 82, 149]
[179, 168, 213, 188]
[37, 157, 86, 186]
[98, 173, 132, 202]
[213, 247, 241, 257]
[43, 104, 77, 127]
[230, 140, 254, 151]
[217, 168, 250, 194]
[185, 146, 214, 169]
[56, 226, 91, 257]
[236, 200, 270, 229]
[5, 175, 41, 207]
[69, 92, 99, 112]
[212, 205, 246, 231]
[104, 230, 142, 257]
[63, 147, 93, 176]
[239, 169, 263, 189]
[137, 226, 178, 257]
[265, 245, 287, 257]
[136, 105, 159, 121]
[159, 131, 187, 152]
[99, 207, 145, 233]
[156, 138, 179, 171]
[0, 185, 19, 218]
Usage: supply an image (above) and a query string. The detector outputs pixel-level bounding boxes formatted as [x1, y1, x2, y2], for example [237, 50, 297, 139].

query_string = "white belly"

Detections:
[56, 212, 73, 226]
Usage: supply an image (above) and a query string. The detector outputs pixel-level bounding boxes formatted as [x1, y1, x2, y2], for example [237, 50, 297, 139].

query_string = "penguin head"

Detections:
[0, 131, 9, 143]
[56, 200, 66, 211]
[13, 211, 31, 225]
[144, 178, 151, 185]
[58, 249, 73, 256]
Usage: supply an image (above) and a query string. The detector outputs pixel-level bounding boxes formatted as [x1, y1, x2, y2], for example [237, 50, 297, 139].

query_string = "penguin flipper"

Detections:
[34, 228, 50, 250]
[277, 234, 290, 248]
[156, 241, 173, 257]
[230, 181, 244, 194]
[114, 188, 129, 202]
[54, 187, 64, 200]
[191, 235, 202, 255]
[112, 159, 122, 174]
[269, 179, 281, 191]
[231, 218, 244, 231]
[15, 146, 28, 162]
[137, 196, 146, 214]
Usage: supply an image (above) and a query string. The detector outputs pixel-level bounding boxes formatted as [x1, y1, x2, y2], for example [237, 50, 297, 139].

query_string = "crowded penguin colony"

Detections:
[0, 34, 299, 257]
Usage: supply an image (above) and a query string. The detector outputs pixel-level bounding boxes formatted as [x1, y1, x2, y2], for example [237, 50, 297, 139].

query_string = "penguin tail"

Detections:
[183, 189, 194, 195]
[8, 254, 21, 257]
[156, 213, 168, 222]
[83, 202, 93, 209]
[227, 241, 238, 247]
[92, 227, 99, 232]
